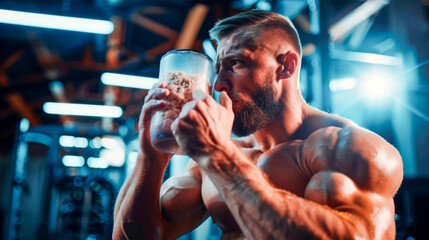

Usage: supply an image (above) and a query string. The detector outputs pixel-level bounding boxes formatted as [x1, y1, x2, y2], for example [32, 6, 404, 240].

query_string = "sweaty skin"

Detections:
[113, 27, 403, 240]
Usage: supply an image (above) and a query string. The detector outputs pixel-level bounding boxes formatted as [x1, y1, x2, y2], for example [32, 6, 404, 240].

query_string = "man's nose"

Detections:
[214, 72, 232, 92]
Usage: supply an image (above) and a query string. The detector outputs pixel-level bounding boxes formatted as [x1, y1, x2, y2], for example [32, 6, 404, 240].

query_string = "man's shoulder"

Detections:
[302, 108, 383, 146]
[303, 124, 402, 193]
[304, 124, 396, 154]
[303, 124, 401, 162]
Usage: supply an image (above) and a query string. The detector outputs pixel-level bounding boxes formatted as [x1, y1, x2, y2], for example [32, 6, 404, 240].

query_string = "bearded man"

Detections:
[113, 9, 403, 240]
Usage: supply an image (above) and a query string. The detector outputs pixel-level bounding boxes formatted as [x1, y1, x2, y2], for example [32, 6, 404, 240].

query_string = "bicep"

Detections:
[304, 171, 358, 208]
[161, 172, 206, 221]
[302, 126, 400, 239]
[304, 170, 396, 239]
[304, 125, 403, 196]
[160, 160, 209, 238]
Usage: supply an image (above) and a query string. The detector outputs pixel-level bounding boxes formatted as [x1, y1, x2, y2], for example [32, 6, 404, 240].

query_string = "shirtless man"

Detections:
[113, 10, 403, 240]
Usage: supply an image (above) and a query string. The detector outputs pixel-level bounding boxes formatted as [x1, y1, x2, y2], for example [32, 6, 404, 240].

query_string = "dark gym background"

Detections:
[0, 0, 428, 239]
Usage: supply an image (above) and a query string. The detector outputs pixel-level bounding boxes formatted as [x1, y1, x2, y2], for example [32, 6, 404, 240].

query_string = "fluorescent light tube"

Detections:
[87, 157, 109, 169]
[43, 102, 123, 118]
[59, 135, 76, 147]
[62, 155, 85, 167]
[0, 9, 114, 34]
[101, 72, 158, 89]
[329, 77, 357, 92]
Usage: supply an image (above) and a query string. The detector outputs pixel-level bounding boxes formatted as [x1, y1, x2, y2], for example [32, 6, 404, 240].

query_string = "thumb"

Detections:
[193, 89, 207, 101]
[219, 91, 232, 111]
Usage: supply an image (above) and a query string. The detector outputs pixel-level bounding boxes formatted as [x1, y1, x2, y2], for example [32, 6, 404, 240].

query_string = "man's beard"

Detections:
[232, 80, 284, 137]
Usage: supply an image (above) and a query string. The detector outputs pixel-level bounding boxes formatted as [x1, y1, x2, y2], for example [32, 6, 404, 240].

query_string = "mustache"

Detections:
[226, 92, 241, 101]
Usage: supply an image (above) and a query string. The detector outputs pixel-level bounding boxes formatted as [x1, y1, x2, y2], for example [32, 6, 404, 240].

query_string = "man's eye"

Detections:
[231, 59, 240, 66]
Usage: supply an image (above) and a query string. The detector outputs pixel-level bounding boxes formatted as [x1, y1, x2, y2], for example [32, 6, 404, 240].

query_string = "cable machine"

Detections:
[7, 119, 131, 240]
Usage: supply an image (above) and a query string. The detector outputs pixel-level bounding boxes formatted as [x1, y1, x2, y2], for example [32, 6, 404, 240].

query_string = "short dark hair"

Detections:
[209, 9, 302, 55]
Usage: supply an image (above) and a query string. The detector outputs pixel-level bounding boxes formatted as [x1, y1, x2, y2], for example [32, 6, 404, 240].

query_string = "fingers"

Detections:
[219, 91, 232, 112]
[171, 114, 195, 135]
[171, 115, 196, 143]
[193, 89, 207, 101]
[193, 89, 221, 109]
[144, 82, 169, 104]
[179, 100, 196, 118]
[145, 82, 182, 103]
[180, 90, 231, 126]
[139, 99, 168, 129]
[193, 90, 232, 113]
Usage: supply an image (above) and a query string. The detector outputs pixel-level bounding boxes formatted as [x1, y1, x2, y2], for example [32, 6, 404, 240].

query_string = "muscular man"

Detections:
[113, 10, 403, 240]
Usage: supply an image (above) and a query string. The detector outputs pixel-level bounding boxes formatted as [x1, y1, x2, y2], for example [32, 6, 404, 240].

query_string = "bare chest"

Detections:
[201, 142, 312, 232]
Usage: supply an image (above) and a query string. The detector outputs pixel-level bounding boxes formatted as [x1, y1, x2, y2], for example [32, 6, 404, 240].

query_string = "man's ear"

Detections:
[277, 51, 298, 80]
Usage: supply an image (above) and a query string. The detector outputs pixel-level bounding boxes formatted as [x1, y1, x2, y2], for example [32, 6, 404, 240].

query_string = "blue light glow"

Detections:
[59, 135, 76, 147]
[99, 136, 125, 167]
[62, 155, 85, 167]
[362, 73, 393, 103]
[43, 102, 123, 118]
[0, 9, 114, 34]
[330, 49, 402, 67]
[255, 1, 272, 11]
[330, 77, 358, 91]
[59, 135, 89, 148]
[75, 137, 88, 148]
[87, 157, 109, 169]
[101, 137, 118, 149]
[89, 137, 102, 149]
[101, 72, 158, 89]
[203, 39, 217, 62]
[19, 118, 30, 132]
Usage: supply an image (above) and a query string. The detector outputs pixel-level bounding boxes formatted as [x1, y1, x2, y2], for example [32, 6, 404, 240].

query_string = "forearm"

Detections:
[200, 144, 365, 240]
[113, 152, 169, 239]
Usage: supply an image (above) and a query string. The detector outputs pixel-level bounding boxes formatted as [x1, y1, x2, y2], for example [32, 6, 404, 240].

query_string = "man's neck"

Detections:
[252, 92, 310, 152]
